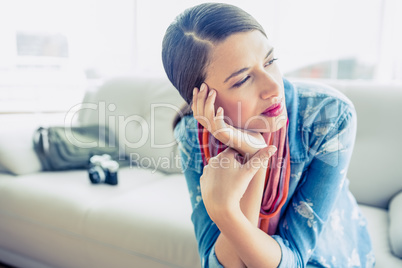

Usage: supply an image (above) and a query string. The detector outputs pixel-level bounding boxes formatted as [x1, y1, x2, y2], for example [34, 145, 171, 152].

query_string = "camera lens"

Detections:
[88, 166, 106, 184]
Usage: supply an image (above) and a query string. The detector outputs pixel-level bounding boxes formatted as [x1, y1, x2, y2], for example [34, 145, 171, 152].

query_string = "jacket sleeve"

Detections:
[272, 104, 357, 267]
[174, 116, 224, 268]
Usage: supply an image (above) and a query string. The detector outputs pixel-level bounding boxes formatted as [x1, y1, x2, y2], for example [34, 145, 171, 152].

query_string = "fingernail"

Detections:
[193, 88, 197, 95]
[268, 146, 277, 156]
[200, 83, 206, 92]
[217, 107, 223, 114]
[208, 90, 214, 97]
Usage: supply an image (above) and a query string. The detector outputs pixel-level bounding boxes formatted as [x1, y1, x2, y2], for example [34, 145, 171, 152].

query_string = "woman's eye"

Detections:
[233, 76, 250, 88]
[265, 58, 278, 67]
[231, 58, 278, 88]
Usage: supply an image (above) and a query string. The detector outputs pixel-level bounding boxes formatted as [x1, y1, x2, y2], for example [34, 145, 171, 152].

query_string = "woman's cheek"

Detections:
[214, 94, 242, 128]
[214, 98, 221, 114]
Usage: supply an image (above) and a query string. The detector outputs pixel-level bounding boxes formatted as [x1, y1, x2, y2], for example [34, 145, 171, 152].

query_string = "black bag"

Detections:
[33, 125, 122, 171]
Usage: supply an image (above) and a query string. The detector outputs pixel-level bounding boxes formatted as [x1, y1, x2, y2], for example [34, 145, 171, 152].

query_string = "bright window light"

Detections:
[0, 0, 400, 113]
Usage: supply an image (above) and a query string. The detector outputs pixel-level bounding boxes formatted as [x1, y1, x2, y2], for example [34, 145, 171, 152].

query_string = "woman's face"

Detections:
[204, 30, 287, 133]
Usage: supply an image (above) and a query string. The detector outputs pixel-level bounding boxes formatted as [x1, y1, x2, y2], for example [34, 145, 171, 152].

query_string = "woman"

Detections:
[162, 3, 374, 267]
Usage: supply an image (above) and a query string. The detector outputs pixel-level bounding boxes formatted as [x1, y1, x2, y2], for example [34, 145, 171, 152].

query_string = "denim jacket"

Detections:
[174, 78, 375, 268]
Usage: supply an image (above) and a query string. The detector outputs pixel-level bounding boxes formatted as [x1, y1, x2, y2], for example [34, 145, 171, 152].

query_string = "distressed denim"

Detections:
[174, 78, 375, 268]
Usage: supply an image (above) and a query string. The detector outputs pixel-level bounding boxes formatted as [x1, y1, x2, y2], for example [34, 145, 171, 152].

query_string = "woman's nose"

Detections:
[259, 72, 281, 100]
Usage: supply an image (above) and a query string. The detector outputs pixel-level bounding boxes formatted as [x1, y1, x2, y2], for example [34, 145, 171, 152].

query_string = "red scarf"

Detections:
[197, 121, 290, 235]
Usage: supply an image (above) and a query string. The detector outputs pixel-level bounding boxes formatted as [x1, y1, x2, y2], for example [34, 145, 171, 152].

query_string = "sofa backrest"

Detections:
[76, 75, 187, 174]
[77, 76, 402, 209]
[324, 80, 402, 209]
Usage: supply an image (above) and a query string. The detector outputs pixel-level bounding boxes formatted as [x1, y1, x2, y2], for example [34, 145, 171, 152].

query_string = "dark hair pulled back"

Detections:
[161, 3, 267, 126]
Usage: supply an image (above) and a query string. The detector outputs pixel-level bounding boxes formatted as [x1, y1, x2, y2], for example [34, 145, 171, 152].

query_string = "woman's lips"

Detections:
[262, 102, 284, 117]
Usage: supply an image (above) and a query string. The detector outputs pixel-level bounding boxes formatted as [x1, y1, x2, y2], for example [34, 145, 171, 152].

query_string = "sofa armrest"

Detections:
[389, 190, 402, 258]
[0, 113, 67, 175]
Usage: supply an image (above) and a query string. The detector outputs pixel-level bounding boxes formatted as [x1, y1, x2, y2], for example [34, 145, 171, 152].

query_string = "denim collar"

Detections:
[284, 77, 308, 163]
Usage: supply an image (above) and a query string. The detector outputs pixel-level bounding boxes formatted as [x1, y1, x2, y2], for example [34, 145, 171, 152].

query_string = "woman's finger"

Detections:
[213, 106, 230, 138]
[205, 89, 216, 130]
[196, 83, 208, 118]
[213, 108, 245, 149]
[245, 145, 277, 173]
[218, 146, 238, 159]
[191, 87, 198, 114]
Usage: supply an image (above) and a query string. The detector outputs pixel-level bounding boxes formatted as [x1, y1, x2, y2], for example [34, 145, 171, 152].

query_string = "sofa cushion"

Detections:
[360, 204, 402, 267]
[389, 191, 402, 258]
[0, 167, 200, 268]
[77, 76, 187, 174]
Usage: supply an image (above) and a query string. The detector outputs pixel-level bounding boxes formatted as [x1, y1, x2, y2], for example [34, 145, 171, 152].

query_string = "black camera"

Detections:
[88, 154, 119, 185]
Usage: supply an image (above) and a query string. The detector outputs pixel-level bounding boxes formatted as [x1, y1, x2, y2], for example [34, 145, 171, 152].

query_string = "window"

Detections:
[1, 0, 400, 112]
[0, 0, 135, 112]
[136, 0, 402, 81]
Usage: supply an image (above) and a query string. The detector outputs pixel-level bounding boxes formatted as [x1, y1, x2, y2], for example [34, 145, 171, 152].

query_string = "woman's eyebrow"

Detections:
[223, 48, 274, 84]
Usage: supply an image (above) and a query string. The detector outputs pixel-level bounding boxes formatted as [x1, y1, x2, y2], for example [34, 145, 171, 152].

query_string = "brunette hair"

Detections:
[162, 2, 267, 127]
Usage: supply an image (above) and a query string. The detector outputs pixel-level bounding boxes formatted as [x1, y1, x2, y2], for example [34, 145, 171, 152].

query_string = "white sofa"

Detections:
[0, 76, 401, 268]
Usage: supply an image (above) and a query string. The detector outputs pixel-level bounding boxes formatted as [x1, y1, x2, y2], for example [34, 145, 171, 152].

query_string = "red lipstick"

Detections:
[262, 102, 284, 117]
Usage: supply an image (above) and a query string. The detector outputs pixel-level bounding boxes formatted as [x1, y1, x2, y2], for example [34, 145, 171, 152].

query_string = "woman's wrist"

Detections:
[211, 201, 244, 228]
[229, 135, 266, 157]
[216, 205, 282, 268]
[212, 126, 266, 158]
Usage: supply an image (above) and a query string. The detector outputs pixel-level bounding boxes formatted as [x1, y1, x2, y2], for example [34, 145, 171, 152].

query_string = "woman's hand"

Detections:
[192, 83, 267, 157]
[202, 145, 282, 268]
[200, 146, 277, 225]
